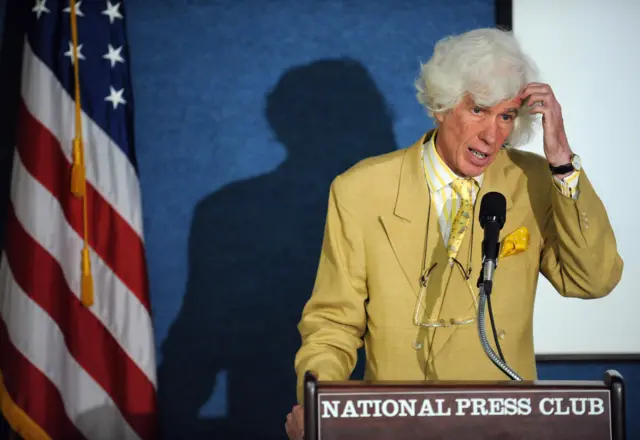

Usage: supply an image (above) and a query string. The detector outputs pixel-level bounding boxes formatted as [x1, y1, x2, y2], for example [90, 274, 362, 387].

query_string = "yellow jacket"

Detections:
[295, 133, 623, 403]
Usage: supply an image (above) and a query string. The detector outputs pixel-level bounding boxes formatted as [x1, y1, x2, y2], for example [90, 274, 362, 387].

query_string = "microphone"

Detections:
[475, 191, 522, 381]
[478, 192, 506, 295]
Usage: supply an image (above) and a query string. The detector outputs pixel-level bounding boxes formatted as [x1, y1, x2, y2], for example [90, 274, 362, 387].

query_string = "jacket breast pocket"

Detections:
[491, 250, 538, 319]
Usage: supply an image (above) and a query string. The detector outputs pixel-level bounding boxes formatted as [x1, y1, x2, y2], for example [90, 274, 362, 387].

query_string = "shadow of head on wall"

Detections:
[158, 57, 398, 439]
[265, 57, 397, 175]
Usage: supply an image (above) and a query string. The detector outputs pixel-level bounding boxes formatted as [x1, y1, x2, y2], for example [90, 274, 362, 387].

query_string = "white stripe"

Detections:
[20, 37, 144, 239]
[9, 152, 156, 386]
[0, 256, 141, 440]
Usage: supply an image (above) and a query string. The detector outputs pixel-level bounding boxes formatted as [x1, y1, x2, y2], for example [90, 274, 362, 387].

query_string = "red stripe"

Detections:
[0, 319, 87, 440]
[16, 102, 150, 311]
[4, 205, 157, 440]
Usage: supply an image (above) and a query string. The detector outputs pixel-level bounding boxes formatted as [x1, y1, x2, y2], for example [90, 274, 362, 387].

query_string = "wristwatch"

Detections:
[549, 153, 581, 175]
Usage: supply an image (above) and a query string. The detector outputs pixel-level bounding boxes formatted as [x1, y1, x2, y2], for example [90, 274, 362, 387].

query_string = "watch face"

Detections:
[571, 154, 582, 170]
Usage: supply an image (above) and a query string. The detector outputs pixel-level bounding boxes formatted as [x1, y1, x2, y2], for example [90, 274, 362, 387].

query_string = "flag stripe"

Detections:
[20, 37, 143, 238]
[17, 100, 150, 311]
[2, 209, 153, 439]
[4, 203, 155, 439]
[0, 255, 142, 440]
[0, 321, 86, 440]
[8, 150, 156, 385]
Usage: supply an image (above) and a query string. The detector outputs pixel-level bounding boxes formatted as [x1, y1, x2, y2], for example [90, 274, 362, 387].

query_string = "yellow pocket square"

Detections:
[499, 226, 530, 259]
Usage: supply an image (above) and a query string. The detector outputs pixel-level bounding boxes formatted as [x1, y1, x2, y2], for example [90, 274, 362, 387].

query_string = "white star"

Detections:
[102, 1, 123, 24]
[103, 44, 125, 68]
[63, 0, 84, 17]
[105, 86, 126, 109]
[64, 41, 85, 64]
[32, 0, 50, 19]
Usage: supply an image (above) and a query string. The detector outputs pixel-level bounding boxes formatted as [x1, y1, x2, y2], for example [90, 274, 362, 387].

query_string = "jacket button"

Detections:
[413, 341, 423, 350]
[498, 329, 507, 340]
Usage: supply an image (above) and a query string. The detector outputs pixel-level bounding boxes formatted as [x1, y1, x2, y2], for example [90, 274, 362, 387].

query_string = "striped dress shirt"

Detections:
[421, 131, 580, 247]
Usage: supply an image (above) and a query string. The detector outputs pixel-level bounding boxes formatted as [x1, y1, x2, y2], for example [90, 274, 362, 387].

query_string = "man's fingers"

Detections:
[523, 81, 549, 88]
[522, 92, 551, 108]
[294, 405, 304, 428]
[285, 413, 298, 440]
[285, 406, 305, 440]
[521, 83, 552, 95]
[294, 405, 305, 437]
[285, 422, 295, 440]
[520, 85, 556, 107]
[527, 106, 549, 117]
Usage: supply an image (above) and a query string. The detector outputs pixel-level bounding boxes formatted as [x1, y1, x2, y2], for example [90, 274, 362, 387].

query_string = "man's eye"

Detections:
[502, 114, 514, 121]
[472, 107, 483, 114]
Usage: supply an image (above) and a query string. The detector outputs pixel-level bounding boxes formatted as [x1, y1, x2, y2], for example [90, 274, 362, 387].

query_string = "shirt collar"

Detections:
[422, 129, 484, 193]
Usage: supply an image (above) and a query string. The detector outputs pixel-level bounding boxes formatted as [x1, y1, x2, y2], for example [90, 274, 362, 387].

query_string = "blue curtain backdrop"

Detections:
[0, 1, 637, 439]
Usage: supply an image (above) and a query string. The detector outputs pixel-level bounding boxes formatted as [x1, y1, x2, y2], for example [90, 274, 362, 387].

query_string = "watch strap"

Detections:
[549, 162, 575, 174]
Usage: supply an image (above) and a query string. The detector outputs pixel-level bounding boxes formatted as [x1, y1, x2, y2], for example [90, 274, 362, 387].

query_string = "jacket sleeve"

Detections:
[294, 175, 368, 404]
[540, 169, 623, 298]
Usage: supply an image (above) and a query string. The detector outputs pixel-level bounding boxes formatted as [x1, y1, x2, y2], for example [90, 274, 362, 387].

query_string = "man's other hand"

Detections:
[285, 404, 304, 440]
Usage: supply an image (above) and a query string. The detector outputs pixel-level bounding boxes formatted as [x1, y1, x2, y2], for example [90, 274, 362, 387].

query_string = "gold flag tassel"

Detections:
[69, 0, 93, 307]
[70, 138, 84, 196]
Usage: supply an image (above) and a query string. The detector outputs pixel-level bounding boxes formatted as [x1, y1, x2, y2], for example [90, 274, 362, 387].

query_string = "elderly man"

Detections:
[285, 27, 622, 439]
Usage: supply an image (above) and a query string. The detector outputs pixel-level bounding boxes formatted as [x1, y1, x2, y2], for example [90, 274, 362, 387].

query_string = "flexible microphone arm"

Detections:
[477, 283, 522, 381]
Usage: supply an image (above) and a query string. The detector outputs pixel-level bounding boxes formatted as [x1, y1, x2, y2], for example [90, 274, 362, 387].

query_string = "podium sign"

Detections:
[304, 371, 625, 440]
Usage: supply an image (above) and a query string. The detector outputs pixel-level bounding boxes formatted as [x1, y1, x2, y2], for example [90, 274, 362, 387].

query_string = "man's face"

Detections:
[434, 94, 522, 177]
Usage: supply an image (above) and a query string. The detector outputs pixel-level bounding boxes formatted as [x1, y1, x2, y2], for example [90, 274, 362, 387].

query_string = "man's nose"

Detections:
[479, 119, 498, 145]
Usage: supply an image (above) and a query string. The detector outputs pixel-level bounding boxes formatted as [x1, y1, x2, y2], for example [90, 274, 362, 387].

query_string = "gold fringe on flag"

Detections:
[69, 0, 94, 307]
[0, 371, 52, 440]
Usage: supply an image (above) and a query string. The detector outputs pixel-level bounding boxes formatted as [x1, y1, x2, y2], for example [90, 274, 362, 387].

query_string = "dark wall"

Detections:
[0, 1, 637, 439]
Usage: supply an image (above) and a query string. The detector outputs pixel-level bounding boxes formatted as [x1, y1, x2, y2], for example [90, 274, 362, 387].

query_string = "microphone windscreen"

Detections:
[479, 192, 506, 228]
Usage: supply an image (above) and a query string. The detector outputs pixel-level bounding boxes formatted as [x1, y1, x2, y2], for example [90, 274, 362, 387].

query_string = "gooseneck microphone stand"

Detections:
[476, 277, 522, 381]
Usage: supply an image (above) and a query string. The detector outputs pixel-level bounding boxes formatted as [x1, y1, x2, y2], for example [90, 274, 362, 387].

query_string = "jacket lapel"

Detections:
[379, 133, 435, 297]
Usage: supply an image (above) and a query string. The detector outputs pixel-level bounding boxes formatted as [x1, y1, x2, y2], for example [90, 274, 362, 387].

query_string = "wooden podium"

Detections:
[303, 370, 625, 440]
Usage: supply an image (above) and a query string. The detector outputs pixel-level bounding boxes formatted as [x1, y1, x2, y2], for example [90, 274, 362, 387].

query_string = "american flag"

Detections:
[0, 1, 157, 439]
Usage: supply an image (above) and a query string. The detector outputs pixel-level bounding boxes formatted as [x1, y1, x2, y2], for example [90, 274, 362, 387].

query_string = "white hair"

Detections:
[415, 28, 539, 147]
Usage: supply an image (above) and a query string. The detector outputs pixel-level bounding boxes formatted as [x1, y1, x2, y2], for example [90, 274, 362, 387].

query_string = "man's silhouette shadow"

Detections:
[158, 58, 399, 439]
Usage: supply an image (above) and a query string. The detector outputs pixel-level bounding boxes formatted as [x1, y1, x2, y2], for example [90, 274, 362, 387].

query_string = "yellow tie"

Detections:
[447, 178, 475, 261]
